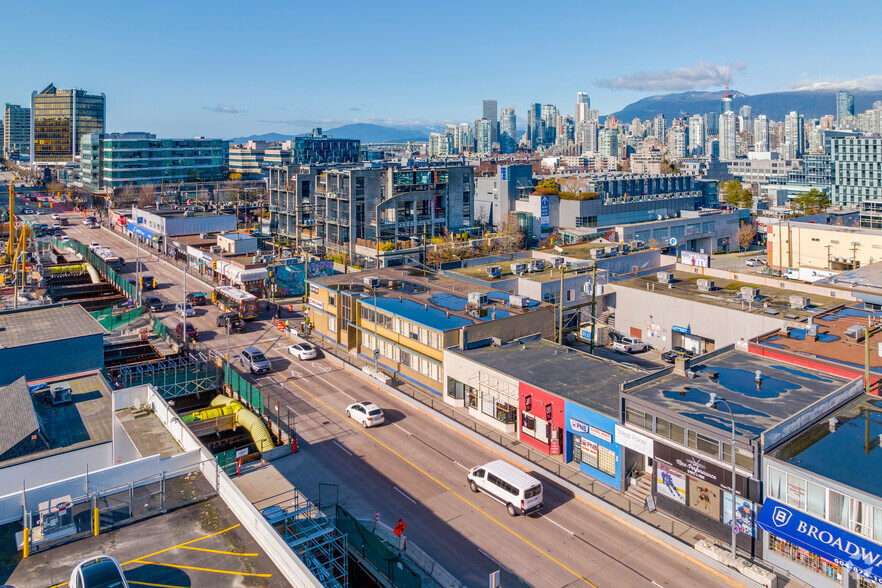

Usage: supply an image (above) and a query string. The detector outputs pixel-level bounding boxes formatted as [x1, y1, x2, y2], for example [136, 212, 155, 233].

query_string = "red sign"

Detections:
[393, 519, 406, 537]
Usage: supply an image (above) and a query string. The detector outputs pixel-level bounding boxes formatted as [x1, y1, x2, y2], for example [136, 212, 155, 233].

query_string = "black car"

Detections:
[216, 312, 245, 333]
[661, 351, 679, 364]
[186, 292, 208, 306]
[671, 346, 694, 357]
[142, 296, 164, 312]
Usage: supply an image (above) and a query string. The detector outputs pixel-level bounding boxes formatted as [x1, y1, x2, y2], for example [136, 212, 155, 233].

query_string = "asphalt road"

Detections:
[55, 218, 741, 588]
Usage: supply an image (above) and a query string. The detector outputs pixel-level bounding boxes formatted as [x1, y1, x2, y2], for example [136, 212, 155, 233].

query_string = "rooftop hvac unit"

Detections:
[510, 294, 530, 308]
[741, 287, 760, 300]
[510, 262, 527, 274]
[697, 279, 714, 292]
[485, 265, 502, 278]
[468, 292, 488, 306]
[210, 245, 222, 254]
[199, 233, 209, 239]
[590, 248, 603, 259]
[552, 257, 565, 268]
[657, 272, 674, 284]
[531, 259, 546, 271]
[604, 245, 620, 255]
[631, 240, 645, 249]
[49, 383, 72, 406]
[789, 295, 810, 309]
[363, 276, 380, 289]
[845, 325, 866, 342]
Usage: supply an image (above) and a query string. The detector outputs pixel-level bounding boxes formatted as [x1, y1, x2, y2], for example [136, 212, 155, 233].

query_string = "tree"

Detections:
[495, 213, 525, 253]
[660, 158, 678, 174]
[736, 222, 758, 252]
[647, 238, 660, 250]
[791, 188, 831, 214]
[720, 179, 753, 209]
[533, 179, 560, 196]
[116, 185, 139, 207]
[138, 184, 157, 207]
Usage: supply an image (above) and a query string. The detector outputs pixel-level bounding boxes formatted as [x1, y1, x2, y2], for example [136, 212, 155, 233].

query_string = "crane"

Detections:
[3, 184, 14, 265]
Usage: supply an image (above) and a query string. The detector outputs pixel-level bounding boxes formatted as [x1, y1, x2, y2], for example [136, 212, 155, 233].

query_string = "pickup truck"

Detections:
[613, 336, 647, 354]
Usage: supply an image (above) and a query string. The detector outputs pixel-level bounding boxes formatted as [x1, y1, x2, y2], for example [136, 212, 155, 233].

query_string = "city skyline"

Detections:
[4, 0, 882, 138]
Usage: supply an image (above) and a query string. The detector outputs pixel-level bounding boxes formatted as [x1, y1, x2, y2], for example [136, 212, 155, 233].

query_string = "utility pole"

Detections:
[558, 266, 565, 345]
[852, 242, 860, 270]
[825, 244, 832, 270]
[590, 264, 597, 355]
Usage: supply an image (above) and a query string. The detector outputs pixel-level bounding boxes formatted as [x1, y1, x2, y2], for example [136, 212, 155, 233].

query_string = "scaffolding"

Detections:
[115, 351, 222, 398]
[264, 496, 348, 587]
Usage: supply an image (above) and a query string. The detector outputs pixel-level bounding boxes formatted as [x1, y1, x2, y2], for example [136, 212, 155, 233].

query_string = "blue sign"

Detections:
[757, 499, 882, 584]
[672, 325, 691, 334]
[540, 196, 550, 232]
[500, 166, 507, 181]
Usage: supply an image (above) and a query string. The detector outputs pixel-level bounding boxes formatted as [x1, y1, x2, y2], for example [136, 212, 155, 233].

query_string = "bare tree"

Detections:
[558, 176, 587, 197]
[736, 222, 758, 252]
[138, 184, 157, 208]
[116, 185, 139, 207]
[495, 213, 526, 253]
[647, 238, 660, 250]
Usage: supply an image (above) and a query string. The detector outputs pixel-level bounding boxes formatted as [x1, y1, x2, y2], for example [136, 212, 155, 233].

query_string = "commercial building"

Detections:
[783, 111, 805, 160]
[291, 127, 360, 165]
[719, 111, 737, 160]
[620, 347, 857, 552]
[830, 134, 882, 206]
[766, 221, 882, 271]
[228, 140, 282, 176]
[126, 206, 237, 254]
[612, 208, 750, 253]
[305, 268, 555, 394]
[3, 103, 30, 158]
[575, 92, 590, 125]
[500, 107, 516, 153]
[837, 89, 855, 124]
[474, 164, 535, 229]
[482, 99, 498, 145]
[444, 339, 641, 490]
[30, 83, 105, 164]
[474, 119, 492, 154]
[815, 262, 882, 308]
[81, 132, 224, 190]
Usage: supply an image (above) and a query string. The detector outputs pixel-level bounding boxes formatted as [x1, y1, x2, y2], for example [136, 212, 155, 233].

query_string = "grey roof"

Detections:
[451, 340, 643, 418]
[0, 377, 40, 456]
[815, 261, 882, 291]
[0, 305, 106, 349]
[624, 350, 852, 441]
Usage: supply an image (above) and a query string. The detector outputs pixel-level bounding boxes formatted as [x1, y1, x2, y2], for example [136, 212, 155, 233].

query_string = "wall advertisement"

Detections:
[655, 460, 686, 504]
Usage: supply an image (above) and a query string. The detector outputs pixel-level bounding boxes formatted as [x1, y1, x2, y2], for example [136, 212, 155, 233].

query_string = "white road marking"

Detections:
[477, 548, 499, 564]
[332, 440, 352, 456]
[393, 486, 417, 504]
[285, 405, 300, 417]
[295, 362, 356, 400]
[540, 514, 576, 535]
[651, 581, 664, 587]
[392, 423, 412, 436]
[452, 461, 470, 471]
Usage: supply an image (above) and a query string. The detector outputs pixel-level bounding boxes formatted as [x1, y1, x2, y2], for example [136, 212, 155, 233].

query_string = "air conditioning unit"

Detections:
[697, 279, 714, 292]
[657, 272, 674, 284]
[789, 295, 810, 309]
[531, 259, 546, 272]
[364, 276, 380, 289]
[468, 292, 488, 306]
[845, 325, 866, 342]
[199, 232, 209, 239]
[604, 245, 620, 255]
[552, 257, 565, 268]
[741, 287, 760, 300]
[485, 265, 502, 278]
[509, 295, 530, 308]
[510, 262, 527, 274]
[632, 240, 645, 249]
[590, 248, 603, 259]
[49, 383, 72, 406]
[210, 246, 222, 254]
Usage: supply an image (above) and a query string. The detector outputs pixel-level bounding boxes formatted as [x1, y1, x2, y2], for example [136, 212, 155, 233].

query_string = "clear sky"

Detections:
[6, 0, 882, 138]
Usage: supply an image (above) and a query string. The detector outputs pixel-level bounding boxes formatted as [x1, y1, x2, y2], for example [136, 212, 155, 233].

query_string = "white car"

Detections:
[23, 208, 34, 214]
[612, 336, 647, 354]
[69, 555, 129, 587]
[746, 258, 766, 267]
[52, 223, 61, 230]
[88, 242, 101, 250]
[51, 213, 61, 220]
[346, 401, 385, 428]
[288, 342, 318, 360]
[175, 302, 195, 317]
[59, 236, 71, 243]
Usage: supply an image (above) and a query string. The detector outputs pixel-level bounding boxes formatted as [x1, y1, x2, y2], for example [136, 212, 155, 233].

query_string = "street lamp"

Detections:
[706, 392, 738, 560]
[225, 316, 231, 385]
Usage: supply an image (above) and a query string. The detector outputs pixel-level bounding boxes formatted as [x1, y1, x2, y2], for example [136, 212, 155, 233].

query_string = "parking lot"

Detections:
[3, 497, 286, 588]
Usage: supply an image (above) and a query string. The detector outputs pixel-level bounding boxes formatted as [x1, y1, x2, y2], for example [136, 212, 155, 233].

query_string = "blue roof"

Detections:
[363, 296, 473, 331]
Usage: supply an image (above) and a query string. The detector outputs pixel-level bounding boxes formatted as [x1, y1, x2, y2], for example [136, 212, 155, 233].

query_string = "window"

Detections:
[767, 467, 785, 500]
[522, 413, 536, 431]
[829, 490, 848, 528]
[806, 480, 826, 518]
[625, 407, 652, 431]
[657, 418, 685, 444]
[786, 474, 807, 510]
[687, 430, 719, 457]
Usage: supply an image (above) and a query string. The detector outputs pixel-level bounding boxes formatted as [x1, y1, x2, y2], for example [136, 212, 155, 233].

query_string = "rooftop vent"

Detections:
[829, 417, 839, 432]
[845, 325, 867, 342]
[510, 262, 527, 275]
[741, 287, 760, 301]
[789, 295, 810, 310]
[657, 272, 674, 284]
[552, 257, 565, 268]
[705, 370, 719, 380]
[364, 276, 379, 289]
[485, 265, 501, 278]
[49, 383, 72, 406]
[697, 279, 714, 292]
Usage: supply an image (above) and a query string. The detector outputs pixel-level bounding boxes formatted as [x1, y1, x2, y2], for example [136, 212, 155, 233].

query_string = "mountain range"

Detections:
[606, 89, 882, 122]
[229, 123, 435, 144]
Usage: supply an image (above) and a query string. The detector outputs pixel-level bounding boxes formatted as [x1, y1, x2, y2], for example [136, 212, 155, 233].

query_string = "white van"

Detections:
[467, 460, 544, 517]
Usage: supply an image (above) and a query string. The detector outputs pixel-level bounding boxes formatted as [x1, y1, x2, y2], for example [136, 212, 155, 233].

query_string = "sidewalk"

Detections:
[298, 329, 810, 588]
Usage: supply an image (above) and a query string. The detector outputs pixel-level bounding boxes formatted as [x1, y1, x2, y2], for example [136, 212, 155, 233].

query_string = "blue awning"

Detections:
[129, 224, 157, 241]
[758, 499, 882, 583]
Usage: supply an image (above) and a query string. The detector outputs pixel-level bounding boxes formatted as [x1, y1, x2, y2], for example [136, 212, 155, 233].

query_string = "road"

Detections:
[708, 250, 768, 272]
[53, 217, 741, 588]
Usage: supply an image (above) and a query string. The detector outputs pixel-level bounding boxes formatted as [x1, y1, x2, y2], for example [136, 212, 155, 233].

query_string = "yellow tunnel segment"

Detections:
[182, 396, 274, 453]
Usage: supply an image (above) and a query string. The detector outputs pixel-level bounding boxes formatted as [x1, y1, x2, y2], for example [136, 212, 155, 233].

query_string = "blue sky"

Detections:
[6, 0, 882, 138]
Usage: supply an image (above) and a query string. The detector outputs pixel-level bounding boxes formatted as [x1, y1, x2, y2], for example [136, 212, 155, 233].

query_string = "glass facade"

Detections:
[31, 84, 105, 163]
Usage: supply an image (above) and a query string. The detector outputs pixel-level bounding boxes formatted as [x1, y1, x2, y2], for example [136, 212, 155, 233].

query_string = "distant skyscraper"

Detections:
[784, 111, 805, 159]
[31, 83, 105, 163]
[482, 99, 498, 145]
[500, 107, 517, 153]
[718, 111, 737, 160]
[705, 112, 719, 136]
[4, 103, 30, 158]
[837, 90, 855, 124]
[541, 104, 558, 145]
[598, 128, 619, 158]
[576, 120, 599, 153]
[668, 127, 687, 159]
[738, 105, 752, 135]
[688, 114, 705, 155]
[556, 115, 574, 148]
[474, 118, 492, 154]
[721, 93, 734, 114]
[527, 103, 542, 148]
[575, 92, 590, 125]
[753, 115, 769, 152]
[651, 114, 666, 144]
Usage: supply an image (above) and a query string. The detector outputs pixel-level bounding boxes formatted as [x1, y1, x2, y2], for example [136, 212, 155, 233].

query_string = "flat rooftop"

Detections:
[0, 305, 106, 349]
[615, 269, 840, 318]
[782, 221, 882, 236]
[0, 373, 112, 468]
[815, 261, 882, 295]
[116, 407, 184, 459]
[452, 340, 643, 418]
[768, 394, 882, 497]
[138, 207, 236, 219]
[310, 267, 551, 331]
[452, 258, 595, 283]
[752, 305, 882, 376]
[624, 349, 852, 440]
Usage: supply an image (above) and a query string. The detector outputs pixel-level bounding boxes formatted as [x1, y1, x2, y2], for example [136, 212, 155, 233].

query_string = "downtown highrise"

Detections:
[500, 107, 516, 153]
[482, 99, 498, 145]
[30, 83, 105, 163]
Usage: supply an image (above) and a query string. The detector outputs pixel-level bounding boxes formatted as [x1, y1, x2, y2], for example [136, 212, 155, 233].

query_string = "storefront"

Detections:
[127, 223, 161, 249]
[519, 382, 565, 456]
[564, 402, 622, 490]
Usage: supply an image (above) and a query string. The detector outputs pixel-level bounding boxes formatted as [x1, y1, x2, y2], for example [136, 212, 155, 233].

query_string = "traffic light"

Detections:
[212, 260, 217, 270]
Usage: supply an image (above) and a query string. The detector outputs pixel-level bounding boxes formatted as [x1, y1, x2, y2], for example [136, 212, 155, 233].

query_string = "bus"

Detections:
[93, 247, 125, 269]
[213, 285, 260, 320]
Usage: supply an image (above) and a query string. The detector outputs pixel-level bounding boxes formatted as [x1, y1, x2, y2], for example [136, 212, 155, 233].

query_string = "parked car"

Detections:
[142, 296, 163, 312]
[51, 213, 60, 220]
[185, 292, 208, 306]
[612, 336, 647, 354]
[52, 223, 61, 230]
[661, 347, 694, 364]
[175, 302, 195, 317]
[216, 312, 245, 333]
[746, 258, 766, 267]
[467, 460, 544, 517]
[671, 346, 693, 357]
[288, 342, 318, 361]
[60, 217, 69, 226]
[175, 321, 198, 341]
[346, 401, 384, 428]
[23, 208, 34, 214]
[59, 235, 70, 243]
[240, 346, 271, 374]
[69, 555, 129, 588]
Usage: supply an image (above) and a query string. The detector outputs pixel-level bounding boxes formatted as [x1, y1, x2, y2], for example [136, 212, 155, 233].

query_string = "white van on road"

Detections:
[467, 460, 544, 517]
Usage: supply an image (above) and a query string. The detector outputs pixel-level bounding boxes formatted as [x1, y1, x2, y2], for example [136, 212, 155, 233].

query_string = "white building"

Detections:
[688, 114, 705, 156]
[753, 115, 769, 152]
[719, 111, 737, 160]
[784, 111, 805, 159]
[668, 127, 687, 160]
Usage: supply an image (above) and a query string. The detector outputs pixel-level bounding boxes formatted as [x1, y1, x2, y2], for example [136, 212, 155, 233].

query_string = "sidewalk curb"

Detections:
[321, 350, 762, 588]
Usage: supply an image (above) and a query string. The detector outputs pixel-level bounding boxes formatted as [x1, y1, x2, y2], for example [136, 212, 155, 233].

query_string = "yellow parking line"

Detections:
[133, 560, 272, 578]
[281, 373, 597, 587]
[121, 523, 240, 565]
[180, 545, 258, 556]
[128, 581, 188, 588]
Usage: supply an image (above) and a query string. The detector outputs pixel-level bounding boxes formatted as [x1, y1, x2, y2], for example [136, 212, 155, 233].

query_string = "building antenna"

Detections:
[724, 72, 732, 98]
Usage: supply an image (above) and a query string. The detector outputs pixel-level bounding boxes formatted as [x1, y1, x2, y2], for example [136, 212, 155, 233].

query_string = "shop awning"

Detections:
[129, 224, 157, 241]
[757, 498, 882, 583]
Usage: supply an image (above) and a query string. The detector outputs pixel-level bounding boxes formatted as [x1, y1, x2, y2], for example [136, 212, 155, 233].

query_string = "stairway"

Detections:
[626, 473, 653, 504]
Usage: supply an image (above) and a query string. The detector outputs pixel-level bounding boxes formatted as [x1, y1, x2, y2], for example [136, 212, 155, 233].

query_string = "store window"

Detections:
[768, 535, 842, 583]
[572, 434, 616, 478]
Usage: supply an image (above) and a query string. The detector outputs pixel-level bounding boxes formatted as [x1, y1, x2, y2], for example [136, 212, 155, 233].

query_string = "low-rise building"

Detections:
[612, 208, 751, 254]
[767, 221, 882, 272]
[128, 206, 237, 255]
[217, 232, 258, 255]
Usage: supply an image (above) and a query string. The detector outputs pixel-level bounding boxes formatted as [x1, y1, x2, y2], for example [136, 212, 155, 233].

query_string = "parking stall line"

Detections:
[131, 560, 272, 578]
[179, 545, 258, 556]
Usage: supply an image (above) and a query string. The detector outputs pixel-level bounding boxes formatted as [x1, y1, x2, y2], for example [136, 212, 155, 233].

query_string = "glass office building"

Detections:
[81, 132, 224, 190]
[31, 83, 105, 163]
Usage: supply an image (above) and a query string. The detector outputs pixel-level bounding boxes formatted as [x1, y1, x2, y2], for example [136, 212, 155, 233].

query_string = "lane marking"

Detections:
[541, 514, 576, 535]
[132, 560, 272, 578]
[332, 440, 352, 456]
[121, 523, 240, 565]
[393, 486, 417, 504]
[392, 423, 413, 436]
[280, 372, 596, 586]
[179, 545, 258, 556]
[453, 461, 470, 471]
[477, 548, 499, 564]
